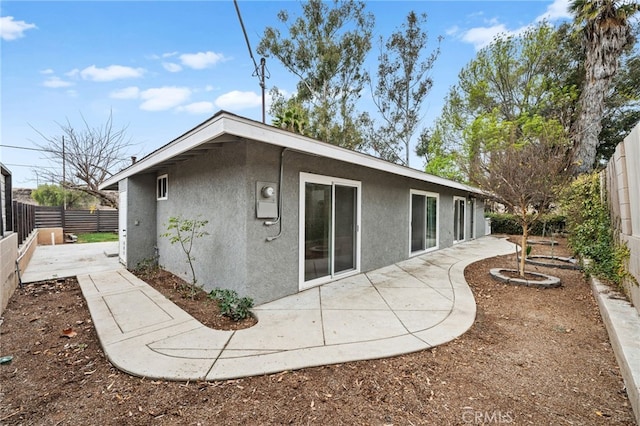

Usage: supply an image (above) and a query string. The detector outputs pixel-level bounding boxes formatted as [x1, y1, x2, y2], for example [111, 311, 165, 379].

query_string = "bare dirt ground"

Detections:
[0, 236, 635, 425]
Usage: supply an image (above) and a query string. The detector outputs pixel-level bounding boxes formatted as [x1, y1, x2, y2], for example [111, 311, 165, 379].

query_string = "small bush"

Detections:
[561, 173, 631, 286]
[209, 288, 254, 321]
[486, 213, 566, 236]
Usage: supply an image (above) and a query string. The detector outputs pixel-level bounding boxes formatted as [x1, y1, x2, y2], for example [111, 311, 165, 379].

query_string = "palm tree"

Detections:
[570, 0, 639, 174]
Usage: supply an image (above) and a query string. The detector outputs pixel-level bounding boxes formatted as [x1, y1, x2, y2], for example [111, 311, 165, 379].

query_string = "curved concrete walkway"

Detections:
[76, 236, 515, 381]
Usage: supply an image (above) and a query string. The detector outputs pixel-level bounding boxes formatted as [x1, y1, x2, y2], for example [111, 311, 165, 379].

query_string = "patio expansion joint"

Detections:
[205, 330, 236, 378]
[395, 261, 456, 302]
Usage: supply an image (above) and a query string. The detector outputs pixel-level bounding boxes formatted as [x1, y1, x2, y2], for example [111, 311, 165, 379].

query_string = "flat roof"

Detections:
[100, 110, 482, 195]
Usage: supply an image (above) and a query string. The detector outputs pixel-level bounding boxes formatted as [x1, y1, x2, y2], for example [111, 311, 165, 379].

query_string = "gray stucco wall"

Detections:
[123, 174, 158, 269]
[126, 139, 485, 305]
[155, 143, 250, 297]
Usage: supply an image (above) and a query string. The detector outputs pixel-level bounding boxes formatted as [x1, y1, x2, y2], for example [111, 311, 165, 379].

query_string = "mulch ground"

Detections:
[0, 236, 635, 425]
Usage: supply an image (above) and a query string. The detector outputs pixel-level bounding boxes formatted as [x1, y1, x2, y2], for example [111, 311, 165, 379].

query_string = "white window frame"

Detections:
[299, 172, 362, 291]
[157, 174, 168, 200]
[409, 189, 439, 256]
[453, 196, 467, 243]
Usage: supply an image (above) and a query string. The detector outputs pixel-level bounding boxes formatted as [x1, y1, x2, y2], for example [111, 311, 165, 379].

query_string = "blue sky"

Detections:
[1, 0, 572, 188]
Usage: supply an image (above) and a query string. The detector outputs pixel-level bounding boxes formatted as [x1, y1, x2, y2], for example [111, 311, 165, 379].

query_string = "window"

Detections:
[299, 172, 361, 290]
[410, 190, 438, 254]
[157, 174, 168, 200]
[453, 196, 466, 243]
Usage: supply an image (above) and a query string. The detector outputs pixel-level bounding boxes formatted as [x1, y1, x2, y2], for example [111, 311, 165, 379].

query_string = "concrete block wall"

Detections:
[0, 233, 18, 314]
[606, 122, 640, 316]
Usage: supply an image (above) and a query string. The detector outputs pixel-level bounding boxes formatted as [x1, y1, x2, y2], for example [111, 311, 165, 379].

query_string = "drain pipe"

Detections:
[265, 148, 289, 242]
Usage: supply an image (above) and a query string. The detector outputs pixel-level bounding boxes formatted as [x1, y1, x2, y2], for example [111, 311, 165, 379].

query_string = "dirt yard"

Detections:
[0, 236, 635, 425]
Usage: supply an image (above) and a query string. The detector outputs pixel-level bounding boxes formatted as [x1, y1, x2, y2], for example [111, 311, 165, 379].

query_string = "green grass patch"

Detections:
[76, 232, 119, 243]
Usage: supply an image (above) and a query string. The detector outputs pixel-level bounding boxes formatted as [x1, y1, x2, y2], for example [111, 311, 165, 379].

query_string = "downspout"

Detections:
[265, 148, 289, 242]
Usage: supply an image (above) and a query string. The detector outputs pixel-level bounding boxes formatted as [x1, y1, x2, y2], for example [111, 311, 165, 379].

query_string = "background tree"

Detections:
[258, 0, 373, 149]
[370, 11, 441, 167]
[31, 184, 97, 208]
[422, 20, 639, 182]
[570, 0, 639, 173]
[33, 112, 134, 208]
[419, 24, 572, 181]
[470, 116, 573, 276]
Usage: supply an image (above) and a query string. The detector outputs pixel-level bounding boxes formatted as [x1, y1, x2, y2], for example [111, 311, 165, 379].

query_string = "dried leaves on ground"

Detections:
[0, 236, 634, 425]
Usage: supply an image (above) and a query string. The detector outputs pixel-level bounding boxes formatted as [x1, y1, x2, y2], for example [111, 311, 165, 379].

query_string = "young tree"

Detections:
[258, 0, 373, 148]
[32, 111, 134, 208]
[470, 116, 573, 276]
[570, 0, 639, 173]
[370, 11, 441, 167]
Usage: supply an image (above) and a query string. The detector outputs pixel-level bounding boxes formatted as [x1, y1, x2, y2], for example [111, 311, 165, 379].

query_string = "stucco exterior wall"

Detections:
[124, 174, 158, 269]
[155, 143, 250, 297]
[127, 139, 484, 305]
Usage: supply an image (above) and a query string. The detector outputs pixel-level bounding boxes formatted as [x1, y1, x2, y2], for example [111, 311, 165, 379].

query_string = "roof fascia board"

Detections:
[100, 117, 226, 189]
[101, 111, 482, 196]
[221, 114, 481, 195]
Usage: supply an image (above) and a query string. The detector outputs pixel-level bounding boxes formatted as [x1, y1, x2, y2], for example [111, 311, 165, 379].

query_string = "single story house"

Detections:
[101, 111, 486, 305]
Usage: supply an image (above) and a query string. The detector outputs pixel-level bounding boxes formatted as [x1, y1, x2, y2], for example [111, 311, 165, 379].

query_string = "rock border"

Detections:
[519, 255, 582, 270]
[527, 239, 558, 246]
[489, 268, 562, 288]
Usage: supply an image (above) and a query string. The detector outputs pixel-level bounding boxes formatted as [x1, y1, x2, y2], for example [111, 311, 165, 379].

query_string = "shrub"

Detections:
[209, 288, 254, 321]
[486, 213, 566, 236]
[561, 173, 630, 286]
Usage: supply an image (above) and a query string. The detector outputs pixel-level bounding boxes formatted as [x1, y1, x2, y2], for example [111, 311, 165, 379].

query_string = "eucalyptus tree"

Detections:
[370, 11, 441, 167]
[258, 0, 374, 149]
[570, 0, 639, 173]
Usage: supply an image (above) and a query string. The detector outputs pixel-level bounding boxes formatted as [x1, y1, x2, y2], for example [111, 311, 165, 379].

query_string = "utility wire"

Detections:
[0, 144, 52, 153]
[233, 0, 269, 123]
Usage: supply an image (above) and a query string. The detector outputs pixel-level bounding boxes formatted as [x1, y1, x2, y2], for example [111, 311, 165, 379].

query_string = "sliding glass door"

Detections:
[410, 190, 439, 254]
[453, 196, 466, 243]
[300, 173, 361, 290]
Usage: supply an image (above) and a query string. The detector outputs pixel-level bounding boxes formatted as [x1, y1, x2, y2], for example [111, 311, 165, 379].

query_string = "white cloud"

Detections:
[536, 0, 572, 22]
[0, 16, 37, 41]
[139, 86, 191, 111]
[214, 90, 261, 110]
[162, 62, 182, 73]
[43, 76, 74, 88]
[40, 68, 54, 75]
[204, 85, 215, 92]
[446, 25, 460, 36]
[66, 89, 78, 98]
[461, 24, 511, 50]
[180, 51, 226, 70]
[177, 101, 215, 114]
[110, 86, 141, 99]
[66, 69, 80, 78]
[80, 65, 145, 82]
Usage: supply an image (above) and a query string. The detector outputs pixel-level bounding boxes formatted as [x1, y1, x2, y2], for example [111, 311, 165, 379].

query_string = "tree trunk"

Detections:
[520, 226, 529, 277]
[572, 17, 630, 174]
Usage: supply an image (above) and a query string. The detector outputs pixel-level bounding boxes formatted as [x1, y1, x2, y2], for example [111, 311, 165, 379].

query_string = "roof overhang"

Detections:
[100, 111, 483, 196]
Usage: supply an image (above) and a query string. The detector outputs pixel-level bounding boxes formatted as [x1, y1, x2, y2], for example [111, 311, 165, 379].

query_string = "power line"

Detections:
[0, 144, 53, 153]
[234, 0, 269, 123]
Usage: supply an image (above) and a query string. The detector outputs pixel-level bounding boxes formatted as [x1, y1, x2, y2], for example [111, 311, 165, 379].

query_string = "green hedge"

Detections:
[486, 213, 566, 236]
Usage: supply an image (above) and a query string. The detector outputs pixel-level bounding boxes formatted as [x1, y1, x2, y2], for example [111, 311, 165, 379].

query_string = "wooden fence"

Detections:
[34, 206, 118, 234]
[11, 202, 118, 244]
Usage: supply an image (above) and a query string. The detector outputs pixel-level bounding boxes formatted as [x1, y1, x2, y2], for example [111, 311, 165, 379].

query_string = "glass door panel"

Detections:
[426, 196, 437, 249]
[454, 198, 465, 242]
[304, 183, 332, 281]
[411, 194, 426, 252]
[334, 185, 357, 274]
